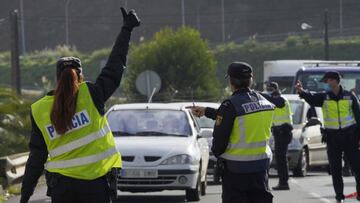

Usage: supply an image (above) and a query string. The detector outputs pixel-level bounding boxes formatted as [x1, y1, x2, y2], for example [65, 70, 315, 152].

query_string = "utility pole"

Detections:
[221, 0, 225, 42]
[339, 0, 343, 35]
[19, 0, 26, 55]
[10, 10, 21, 95]
[65, 0, 70, 45]
[181, 0, 185, 26]
[324, 9, 330, 60]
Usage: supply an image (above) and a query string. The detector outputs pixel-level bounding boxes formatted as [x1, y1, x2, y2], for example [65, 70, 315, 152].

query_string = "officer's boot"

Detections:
[272, 182, 290, 190]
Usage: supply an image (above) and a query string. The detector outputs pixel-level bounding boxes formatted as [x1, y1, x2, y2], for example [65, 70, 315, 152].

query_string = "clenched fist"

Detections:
[121, 7, 141, 31]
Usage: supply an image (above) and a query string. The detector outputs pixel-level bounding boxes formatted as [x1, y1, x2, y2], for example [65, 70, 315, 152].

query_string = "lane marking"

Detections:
[289, 178, 332, 203]
[308, 192, 333, 203]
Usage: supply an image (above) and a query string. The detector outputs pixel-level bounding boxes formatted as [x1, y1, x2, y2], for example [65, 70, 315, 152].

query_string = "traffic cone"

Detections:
[345, 192, 357, 199]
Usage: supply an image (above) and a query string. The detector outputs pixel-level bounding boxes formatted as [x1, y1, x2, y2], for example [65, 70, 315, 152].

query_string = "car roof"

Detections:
[172, 102, 220, 108]
[299, 66, 360, 73]
[282, 94, 303, 101]
[109, 103, 185, 111]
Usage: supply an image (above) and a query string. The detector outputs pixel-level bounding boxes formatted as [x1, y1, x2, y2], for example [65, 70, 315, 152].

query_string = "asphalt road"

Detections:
[6, 170, 360, 203]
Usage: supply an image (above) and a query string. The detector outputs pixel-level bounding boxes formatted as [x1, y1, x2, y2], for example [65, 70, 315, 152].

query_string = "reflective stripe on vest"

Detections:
[221, 94, 274, 162]
[49, 125, 111, 157]
[273, 98, 293, 126]
[322, 95, 356, 130]
[45, 147, 118, 169]
[31, 82, 122, 180]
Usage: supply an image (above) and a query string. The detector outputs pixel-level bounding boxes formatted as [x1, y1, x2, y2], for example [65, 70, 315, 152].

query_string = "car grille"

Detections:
[118, 176, 177, 185]
[122, 156, 135, 162]
[144, 156, 161, 162]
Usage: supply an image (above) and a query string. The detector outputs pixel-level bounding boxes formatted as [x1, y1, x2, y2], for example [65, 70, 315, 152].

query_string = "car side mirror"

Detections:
[305, 117, 322, 127]
[198, 129, 213, 139]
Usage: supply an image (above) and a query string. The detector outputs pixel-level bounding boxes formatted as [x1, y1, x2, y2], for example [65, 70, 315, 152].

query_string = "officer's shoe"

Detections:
[272, 184, 290, 190]
[336, 199, 344, 203]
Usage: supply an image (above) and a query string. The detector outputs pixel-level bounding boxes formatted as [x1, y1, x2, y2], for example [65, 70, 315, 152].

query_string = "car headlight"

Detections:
[160, 154, 196, 165]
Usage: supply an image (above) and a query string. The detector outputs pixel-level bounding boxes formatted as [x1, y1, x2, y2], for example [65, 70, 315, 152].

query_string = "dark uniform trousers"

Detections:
[273, 125, 292, 185]
[326, 127, 360, 200]
[222, 169, 273, 203]
[46, 173, 110, 203]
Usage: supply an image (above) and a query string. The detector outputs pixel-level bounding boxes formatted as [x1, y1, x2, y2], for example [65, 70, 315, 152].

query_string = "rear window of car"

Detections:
[107, 109, 192, 137]
[289, 100, 304, 125]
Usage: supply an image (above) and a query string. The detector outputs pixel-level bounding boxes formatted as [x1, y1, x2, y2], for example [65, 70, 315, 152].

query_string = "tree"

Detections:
[124, 27, 220, 102]
[0, 88, 30, 156]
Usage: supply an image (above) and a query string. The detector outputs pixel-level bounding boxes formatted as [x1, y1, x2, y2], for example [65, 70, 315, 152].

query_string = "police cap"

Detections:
[225, 62, 253, 80]
[56, 56, 82, 77]
[320, 71, 341, 82]
[266, 81, 279, 90]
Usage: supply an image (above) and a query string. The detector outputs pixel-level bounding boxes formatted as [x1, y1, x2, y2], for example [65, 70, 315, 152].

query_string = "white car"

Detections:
[106, 103, 209, 201]
[173, 102, 221, 183]
[269, 94, 327, 176]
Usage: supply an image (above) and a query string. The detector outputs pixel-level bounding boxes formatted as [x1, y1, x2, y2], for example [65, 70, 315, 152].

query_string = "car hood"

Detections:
[114, 136, 197, 166]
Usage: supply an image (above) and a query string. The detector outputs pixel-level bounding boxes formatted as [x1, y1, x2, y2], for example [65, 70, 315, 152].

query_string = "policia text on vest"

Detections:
[20, 7, 141, 203]
[191, 62, 275, 203]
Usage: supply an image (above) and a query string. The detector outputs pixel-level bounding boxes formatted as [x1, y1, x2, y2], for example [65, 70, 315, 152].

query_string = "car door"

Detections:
[188, 110, 209, 178]
[303, 106, 328, 166]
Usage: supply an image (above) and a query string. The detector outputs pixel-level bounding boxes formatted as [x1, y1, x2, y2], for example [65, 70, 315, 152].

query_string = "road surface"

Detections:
[6, 170, 359, 203]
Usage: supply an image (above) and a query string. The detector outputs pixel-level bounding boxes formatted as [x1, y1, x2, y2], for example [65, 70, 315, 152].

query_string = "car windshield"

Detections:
[289, 100, 304, 125]
[107, 109, 192, 137]
[194, 117, 215, 129]
[297, 72, 360, 97]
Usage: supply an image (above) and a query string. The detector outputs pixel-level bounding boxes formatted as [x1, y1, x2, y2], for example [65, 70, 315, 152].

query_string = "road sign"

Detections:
[135, 70, 161, 98]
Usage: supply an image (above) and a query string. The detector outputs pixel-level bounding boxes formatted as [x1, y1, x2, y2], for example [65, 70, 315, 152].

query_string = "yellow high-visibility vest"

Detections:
[273, 97, 293, 126]
[322, 95, 356, 130]
[31, 82, 121, 180]
[221, 92, 274, 162]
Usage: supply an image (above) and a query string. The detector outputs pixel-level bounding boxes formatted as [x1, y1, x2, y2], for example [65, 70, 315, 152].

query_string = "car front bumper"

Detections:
[118, 167, 199, 192]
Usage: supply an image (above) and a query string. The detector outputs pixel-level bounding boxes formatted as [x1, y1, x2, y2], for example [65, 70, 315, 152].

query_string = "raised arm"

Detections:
[90, 7, 141, 103]
[295, 80, 325, 107]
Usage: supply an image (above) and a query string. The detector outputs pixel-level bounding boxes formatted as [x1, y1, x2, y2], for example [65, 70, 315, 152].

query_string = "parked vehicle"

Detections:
[106, 103, 209, 201]
[173, 102, 221, 183]
[292, 62, 360, 97]
[263, 60, 322, 93]
[269, 94, 327, 177]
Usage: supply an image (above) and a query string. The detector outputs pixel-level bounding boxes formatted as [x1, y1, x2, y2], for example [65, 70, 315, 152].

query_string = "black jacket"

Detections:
[20, 27, 132, 203]
[298, 86, 360, 130]
[205, 88, 272, 173]
[260, 91, 285, 109]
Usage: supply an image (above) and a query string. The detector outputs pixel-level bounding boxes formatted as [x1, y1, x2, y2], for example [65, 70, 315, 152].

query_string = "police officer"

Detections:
[20, 7, 140, 203]
[261, 82, 293, 190]
[191, 62, 274, 203]
[295, 71, 360, 203]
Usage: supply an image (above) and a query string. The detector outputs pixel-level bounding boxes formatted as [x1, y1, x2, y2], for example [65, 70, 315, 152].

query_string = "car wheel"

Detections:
[186, 172, 201, 202]
[200, 174, 207, 196]
[293, 148, 308, 177]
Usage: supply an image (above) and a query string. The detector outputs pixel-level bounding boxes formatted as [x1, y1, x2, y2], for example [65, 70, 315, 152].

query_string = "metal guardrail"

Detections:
[0, 152, 29, 188]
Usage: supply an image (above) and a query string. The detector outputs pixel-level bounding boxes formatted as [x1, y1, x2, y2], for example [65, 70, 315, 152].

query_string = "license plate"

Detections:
[121, 169, 158, 178]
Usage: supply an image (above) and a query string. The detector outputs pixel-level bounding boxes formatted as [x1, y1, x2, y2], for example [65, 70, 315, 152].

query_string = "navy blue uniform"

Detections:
[205, 88, 273, 203]
[262, 91, 293, 186]
[299, 87, 360, 201]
